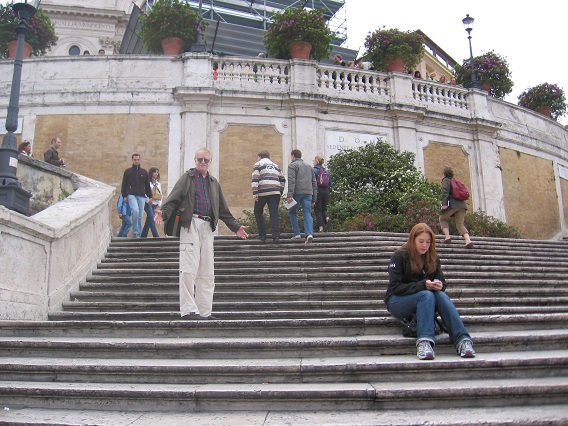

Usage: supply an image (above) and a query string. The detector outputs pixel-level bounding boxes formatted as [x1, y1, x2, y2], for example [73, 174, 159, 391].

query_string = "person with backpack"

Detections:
[440, 166, 473, 248]
[312, 156, 332, 232]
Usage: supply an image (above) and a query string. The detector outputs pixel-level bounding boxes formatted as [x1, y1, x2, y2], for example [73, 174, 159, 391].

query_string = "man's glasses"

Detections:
[196, 157, 210, 164]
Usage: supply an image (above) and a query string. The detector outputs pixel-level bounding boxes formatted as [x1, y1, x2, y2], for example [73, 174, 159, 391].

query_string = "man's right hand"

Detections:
[154, 209, 163, 225]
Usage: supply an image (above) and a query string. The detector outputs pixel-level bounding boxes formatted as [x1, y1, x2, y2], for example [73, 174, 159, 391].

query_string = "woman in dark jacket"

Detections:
[440, 166, 473, 248]
[385, 223, 475, 360]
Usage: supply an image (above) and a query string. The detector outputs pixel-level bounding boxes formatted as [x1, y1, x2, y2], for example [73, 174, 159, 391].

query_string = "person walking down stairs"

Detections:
[312, 155, 332, 233]
[439, 166, 473, 248]
[384, 223, 476, 360]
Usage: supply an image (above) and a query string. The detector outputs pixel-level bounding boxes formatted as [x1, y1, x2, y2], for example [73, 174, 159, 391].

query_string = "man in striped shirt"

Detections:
[252, 150, 286, 243]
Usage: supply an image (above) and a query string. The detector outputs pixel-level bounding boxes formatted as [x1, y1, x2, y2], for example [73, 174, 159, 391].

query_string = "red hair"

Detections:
[406, 223, 437, 275]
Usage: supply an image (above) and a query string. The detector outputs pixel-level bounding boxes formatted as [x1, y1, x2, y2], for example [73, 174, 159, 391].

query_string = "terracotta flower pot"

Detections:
[161, 37, 185, 55]
[482, 82, 491, 94]
[385, 57, 405, 73]
[7, 40, 33, 59]
[289, 41, 312, 60]
[536, 105, 552, 118]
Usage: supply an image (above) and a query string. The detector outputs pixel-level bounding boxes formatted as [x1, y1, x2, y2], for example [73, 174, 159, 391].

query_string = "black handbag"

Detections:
[164, 208, 182, 237]
[400, 314, 447, 338]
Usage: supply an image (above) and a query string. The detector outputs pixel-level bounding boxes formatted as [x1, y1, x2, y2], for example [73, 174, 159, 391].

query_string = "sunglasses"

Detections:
[196, 157, 211, 164]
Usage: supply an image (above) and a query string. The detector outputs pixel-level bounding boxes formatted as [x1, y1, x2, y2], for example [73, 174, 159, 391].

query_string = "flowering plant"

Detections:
[0, 2, 58, 58]
[138, 0, 204, 54]
[263, 7, 333, 61]
[454, 50, 513, 99]
[517, 83, 567, 121]
[363, 27, 425, 72]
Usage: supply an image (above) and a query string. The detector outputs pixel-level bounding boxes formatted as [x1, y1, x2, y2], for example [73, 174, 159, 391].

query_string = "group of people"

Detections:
[252, 149, 332, 244]
[153, 147, 475, 362]
[19, 137, 67, 167]
[413, 70, 461, 86]
[118, 154, 163, 238]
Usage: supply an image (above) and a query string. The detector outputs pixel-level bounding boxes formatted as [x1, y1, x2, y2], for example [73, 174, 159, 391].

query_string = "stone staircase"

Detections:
[1, 232, 568, 425]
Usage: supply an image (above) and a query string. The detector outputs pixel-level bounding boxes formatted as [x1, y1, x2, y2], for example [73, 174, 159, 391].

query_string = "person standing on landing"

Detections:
[439, 166, 473, 248]
[44, 137, 66, 167]
[287, 149, 317, 244]
[155, 148, 249, 320]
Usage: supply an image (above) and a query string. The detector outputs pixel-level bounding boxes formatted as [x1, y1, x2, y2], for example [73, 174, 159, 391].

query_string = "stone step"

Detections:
[0, 330, 566, 359]
[58, 301, 568, 315]
[2, 405, 568, 425]
[1, 376, 566, 412]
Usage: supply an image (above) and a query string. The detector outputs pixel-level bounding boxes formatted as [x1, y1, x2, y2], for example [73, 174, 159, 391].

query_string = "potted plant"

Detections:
[454, 50, 513, 99]
[363, 27, 425, 72]
[0, 2, 57, 58]
[517, 83, 567, 121]
[263, 7, 333, 61]
[138, 0, 204, 55]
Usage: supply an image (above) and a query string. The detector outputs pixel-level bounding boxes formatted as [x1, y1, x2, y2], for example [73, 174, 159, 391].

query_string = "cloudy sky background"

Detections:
[1, 0, 566, 125]
[342, 0, 568, 125]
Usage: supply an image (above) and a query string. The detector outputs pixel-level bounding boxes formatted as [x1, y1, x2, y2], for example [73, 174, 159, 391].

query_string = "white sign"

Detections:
[325, 130, 387, 160]
[559, 164, 568, 180]
[0, 118, 24, 135]
[9, 157, 18, 168]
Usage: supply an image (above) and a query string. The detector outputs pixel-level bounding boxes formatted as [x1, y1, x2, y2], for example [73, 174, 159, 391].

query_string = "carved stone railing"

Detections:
[412, 80, 469, 110]
[212, 57, 289, 92]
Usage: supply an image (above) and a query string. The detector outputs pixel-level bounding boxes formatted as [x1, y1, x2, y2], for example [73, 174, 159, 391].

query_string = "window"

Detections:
[69, 45, 80, 56]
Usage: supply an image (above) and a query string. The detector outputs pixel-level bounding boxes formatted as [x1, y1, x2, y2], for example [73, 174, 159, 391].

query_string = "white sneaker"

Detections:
[417, 340, 435, 360]
[291, 235, 302, 239]
[305, 235, 313, 244]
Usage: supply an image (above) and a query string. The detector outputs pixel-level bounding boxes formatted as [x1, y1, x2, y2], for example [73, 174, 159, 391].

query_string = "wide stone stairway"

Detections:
[1, 232, 568, 425]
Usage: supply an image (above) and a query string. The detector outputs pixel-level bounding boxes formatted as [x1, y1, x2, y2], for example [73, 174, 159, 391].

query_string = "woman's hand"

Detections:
[425, 279, 443, 291]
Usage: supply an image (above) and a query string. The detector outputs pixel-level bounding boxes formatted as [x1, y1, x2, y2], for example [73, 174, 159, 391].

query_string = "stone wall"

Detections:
[1, 54, 567, 239]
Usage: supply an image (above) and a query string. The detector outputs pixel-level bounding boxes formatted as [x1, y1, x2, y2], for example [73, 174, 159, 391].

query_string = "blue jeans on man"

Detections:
[387, 290, 471, 347]
[289, 194, 313, 237]
[127, 195, 146, 238]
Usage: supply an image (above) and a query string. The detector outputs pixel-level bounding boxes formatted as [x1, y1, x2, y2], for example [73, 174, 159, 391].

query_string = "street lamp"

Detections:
[462, 14, 483, 90]
[191, 0, 206, 53]
[0, 0, 40, 215]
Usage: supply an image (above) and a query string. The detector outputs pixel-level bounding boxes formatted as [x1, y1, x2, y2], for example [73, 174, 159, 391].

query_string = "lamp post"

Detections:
[0, 0, 39, 215]
[462, 14, 483, 90]
[191, 0, 206, 53]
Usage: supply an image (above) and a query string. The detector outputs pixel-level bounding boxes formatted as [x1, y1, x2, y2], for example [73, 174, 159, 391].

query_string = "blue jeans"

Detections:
[142, 204, 159, 237]
[254, 194, 280, 239]
[388, 290, 471, 347]
[289, 194, 313, 237]
[117, 215, 132, 237]
[127, 195, 146, 238]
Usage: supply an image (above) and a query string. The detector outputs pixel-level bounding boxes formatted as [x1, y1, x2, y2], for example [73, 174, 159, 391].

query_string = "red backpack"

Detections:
[450, 178, 470, 201]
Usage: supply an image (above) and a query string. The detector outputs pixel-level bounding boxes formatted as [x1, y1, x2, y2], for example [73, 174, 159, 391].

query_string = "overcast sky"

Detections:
[342, 0, 568, 126]
[1, 0, 566, 125]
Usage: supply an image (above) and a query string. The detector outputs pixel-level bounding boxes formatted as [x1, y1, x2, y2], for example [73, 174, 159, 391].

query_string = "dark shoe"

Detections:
[465, 242, 474, 249]
[272, 237, 280, 244]
[203, 315, 220, 320]
[181, 313, 207, 320]
[443, 238, 451, 244]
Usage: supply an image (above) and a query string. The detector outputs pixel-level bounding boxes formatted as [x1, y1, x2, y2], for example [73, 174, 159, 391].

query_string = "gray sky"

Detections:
[2, 0, 566, 125]
[342, 0, 568, 125]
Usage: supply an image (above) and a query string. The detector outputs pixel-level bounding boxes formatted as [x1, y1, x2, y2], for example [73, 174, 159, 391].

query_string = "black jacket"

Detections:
[384, 247, 446, 308]
[121, 165, 152, 198]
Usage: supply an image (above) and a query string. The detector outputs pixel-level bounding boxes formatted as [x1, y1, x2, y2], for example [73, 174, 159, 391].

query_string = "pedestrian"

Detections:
[44, 137, 66, 167]
[18, 141, 32, 157]
[252, 150, 286, 243]
[141, 166, 162, 238]
[440, 166, 473, 248]
[385, 222, 476, 360]
[116, 195, 132, 237]
[287, 149, 317, 243]
[120, 153, 152, 238]
[312, 156, 331, 232]
[155, 148, 249, 320]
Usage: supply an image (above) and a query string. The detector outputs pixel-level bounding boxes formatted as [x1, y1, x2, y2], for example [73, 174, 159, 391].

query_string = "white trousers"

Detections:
[179, 217, 215, 317]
